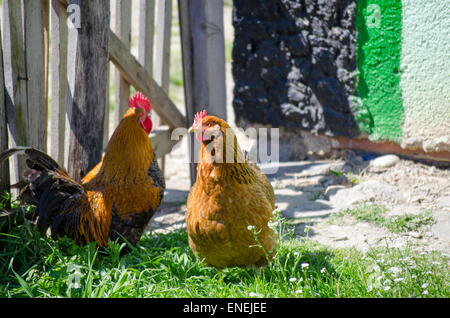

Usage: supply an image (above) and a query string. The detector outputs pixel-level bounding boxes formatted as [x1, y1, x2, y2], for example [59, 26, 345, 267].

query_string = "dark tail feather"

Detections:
[0, 147, 83, 239]
[0, 147, 64, 173]
[0, 147, 28, 165]
[31, 170, 84, 237]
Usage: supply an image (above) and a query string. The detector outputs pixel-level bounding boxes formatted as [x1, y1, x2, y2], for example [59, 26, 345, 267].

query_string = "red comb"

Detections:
[129, 92, 152, 112]
[193, 110, 207, 126]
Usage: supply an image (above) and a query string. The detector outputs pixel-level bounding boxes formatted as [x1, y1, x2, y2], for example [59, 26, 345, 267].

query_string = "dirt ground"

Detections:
[149, 135, 450, 255]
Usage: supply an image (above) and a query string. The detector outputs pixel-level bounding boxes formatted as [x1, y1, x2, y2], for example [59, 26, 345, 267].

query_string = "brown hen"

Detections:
[186, 111, 277, 268]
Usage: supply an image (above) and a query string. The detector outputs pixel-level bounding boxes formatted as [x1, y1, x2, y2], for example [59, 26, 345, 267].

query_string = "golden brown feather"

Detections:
[186, 115, 277, 268]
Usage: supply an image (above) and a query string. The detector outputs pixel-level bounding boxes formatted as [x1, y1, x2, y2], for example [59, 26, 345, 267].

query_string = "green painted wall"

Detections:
[356, 0, 404, 142]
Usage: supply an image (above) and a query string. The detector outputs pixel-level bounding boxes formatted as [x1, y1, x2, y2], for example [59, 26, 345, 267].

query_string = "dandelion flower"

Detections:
[368, 285, 373, 292]
[249, 292, 257, 297]
[289, 277, 297, 283]
[394, 278, 405, 283]
[384, 286, 391, 291]
[421, 283, 429, 289]
[422, 290, 429, 295]
[320, 268, 326, 273]
[301, 263, 309, 269]
[247, 225, 255, 231]
[295, 289, 303, 294]
[293, 252, 300, 257]
[431, 261, 441, 265]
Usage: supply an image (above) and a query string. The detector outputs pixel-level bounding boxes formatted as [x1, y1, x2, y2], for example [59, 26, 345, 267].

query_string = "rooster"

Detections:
[0, 92, 165, 248]
[186, 111, 277, 268]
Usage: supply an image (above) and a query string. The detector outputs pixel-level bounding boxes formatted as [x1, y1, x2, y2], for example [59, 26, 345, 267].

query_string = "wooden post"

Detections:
[0, 20, 9, 195]
[179, 0, 227, 184]
[154, 0, 172, 176]
[103, 62, 110, 151]
[50, 0, 68, 165]
[24, 0, 48, 152]
[138, 0, 155, 78]
[114, 0, 131, 126]
[67, 0, 110, 180]
[2, 0, 28, 190]
[154, 0, 172, 94]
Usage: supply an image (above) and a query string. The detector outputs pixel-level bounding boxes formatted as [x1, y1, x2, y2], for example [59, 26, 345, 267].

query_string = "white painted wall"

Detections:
[400, 0, 450, 152]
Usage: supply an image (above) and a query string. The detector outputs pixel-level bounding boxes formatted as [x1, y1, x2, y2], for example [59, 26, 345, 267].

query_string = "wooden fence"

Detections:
[0, 0, 227, 193]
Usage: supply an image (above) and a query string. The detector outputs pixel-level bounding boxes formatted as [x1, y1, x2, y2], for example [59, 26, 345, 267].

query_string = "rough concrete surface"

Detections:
[232, 0, 359, 138]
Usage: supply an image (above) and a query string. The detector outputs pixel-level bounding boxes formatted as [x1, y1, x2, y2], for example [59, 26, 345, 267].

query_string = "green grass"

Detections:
[332, 203, 436, 233]
[0, 202, 448, 298]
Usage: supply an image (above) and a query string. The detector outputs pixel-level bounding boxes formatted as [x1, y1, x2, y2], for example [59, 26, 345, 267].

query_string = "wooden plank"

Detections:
[53, 0, 186, 131]
[109, 30, 186, 129]
[24, 0, 48, 152]
[187, 0, 226, 119]
[154, 0, 172, 92]
[64, 0, 79, 168]
[154, 0, 172, 175]
[138, 0, 155, 77]
[2, 0, 28, 189]
[114, 0, 131, 126]
[179, 0, 227, 185]
[202, 0, 227, 119]
[66, 0, 110, 180]
[178, 0, 196, 185]
[0, 21, 9, 194]
[43, 0, 50, 127]
[49, 0, 68, 165]
[103, 62, 110, 150]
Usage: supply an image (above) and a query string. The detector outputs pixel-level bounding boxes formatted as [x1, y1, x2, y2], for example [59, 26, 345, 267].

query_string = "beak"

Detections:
[188, 126, 194, 134]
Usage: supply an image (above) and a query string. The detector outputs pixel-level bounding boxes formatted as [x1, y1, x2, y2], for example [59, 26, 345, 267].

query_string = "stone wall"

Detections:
[232, 0, 359, 140]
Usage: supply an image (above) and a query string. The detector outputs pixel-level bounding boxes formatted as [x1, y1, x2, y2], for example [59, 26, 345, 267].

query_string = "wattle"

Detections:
[141, 116, 152, 135]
